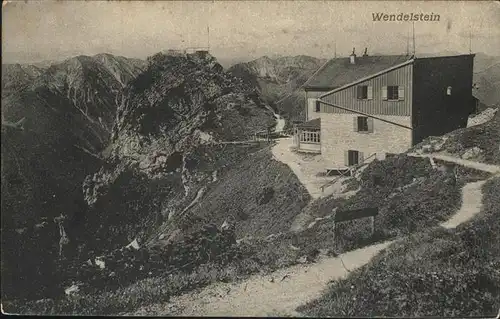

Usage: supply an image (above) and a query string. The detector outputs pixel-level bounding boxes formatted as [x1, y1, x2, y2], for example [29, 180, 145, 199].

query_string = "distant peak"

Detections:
[94, 52, 114, 58]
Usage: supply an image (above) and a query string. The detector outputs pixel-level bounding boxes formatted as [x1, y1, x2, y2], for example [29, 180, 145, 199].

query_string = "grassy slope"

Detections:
[299, 177, 500, 317]
[3, 144, 310, 315]
[294, 155, 467, 255]
[5, 151, 483, 315]
[189, 144, 310, 238]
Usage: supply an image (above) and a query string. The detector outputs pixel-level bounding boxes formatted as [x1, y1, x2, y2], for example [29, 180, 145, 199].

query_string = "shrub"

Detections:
[341, 177, 360, 192]
[257, 186, 275, 205]
[358, 155, 434, 190]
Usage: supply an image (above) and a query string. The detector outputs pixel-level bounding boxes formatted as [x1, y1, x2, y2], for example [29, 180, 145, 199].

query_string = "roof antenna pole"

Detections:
[334, 41, 337, 58]
[412, 21, 416, 57]
[207, 25, 210, 52]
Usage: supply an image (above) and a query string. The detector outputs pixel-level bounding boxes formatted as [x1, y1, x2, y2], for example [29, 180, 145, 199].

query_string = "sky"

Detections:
[3, 0, 500, 67]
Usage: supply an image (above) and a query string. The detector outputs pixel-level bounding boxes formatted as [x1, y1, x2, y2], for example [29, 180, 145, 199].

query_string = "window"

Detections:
[382, 86, 404, 101]
[315, 100, 321, 112]
[357, 116, 369, 132]
[348, 150, 359, 166]
[356, 86, 373, 100]
[345, 150, 364, 166]
[387, 86, 399, 100]
[357, 86, 368, 99]
[354, 116, 373, 133]
[344, 150, 365, 166]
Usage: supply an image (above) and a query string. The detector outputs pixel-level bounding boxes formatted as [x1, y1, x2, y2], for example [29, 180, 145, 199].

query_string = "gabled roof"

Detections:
[304, 55, 412, 90]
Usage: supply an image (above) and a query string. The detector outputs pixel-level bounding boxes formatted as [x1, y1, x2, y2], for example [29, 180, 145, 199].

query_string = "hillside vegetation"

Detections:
[2, 143, 310, 315]
[3, 149, 468, 315]
[299, 177, 500, 317]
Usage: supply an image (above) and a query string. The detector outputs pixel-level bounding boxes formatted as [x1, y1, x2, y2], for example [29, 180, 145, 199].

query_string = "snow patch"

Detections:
[95, 257, 106, 269]
[126, 238, 140, 250]
[467, 108, 498, 127]
[198, 130, 214, 144]
[181, 155, 190, 197]
[64, 284, 81, 296]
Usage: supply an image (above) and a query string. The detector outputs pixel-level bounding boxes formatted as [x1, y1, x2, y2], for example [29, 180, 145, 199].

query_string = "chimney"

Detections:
[349, 47, 356, 64]
[363, 47, 368, 57]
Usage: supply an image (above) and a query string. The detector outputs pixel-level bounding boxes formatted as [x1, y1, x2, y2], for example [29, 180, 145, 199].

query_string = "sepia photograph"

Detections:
[1, 0, 500, 316]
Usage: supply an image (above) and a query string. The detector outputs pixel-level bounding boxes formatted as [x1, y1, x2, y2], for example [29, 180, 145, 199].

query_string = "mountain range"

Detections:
[1, 53, 146, 299]
[2, 53, 146, 226]
[228, 55, 327, 127]
[1, 51, 281, 300]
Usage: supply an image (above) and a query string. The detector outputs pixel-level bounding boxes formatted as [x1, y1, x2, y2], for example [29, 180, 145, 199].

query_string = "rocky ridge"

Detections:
[80, 51, 276, 255]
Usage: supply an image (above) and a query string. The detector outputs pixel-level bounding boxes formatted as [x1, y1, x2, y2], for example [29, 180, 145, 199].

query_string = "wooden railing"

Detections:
[253, 129, 293, 141]
[320, 169, 351, 193]
[350, 152, 377, 172]
[319, 153, 377, 193]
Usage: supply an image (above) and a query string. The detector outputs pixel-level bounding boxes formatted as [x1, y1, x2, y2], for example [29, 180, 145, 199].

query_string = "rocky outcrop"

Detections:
[410, 108, 500, 165]
[467, 107, 498, 127]
[79, 52, 275, 251]
[110, 52, 274, 161]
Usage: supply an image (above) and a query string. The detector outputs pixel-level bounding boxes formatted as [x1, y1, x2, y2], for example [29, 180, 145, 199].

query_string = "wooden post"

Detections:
[370, 216, 375, 237]
[332, 221, 336, 242]
[297, 128, 300, 149]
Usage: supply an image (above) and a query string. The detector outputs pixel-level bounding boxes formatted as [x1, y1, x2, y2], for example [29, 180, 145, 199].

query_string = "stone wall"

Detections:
[320, 113, 412, 167]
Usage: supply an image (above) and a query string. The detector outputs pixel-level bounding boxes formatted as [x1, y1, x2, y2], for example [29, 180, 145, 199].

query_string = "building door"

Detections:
[348, 150, 359, 166]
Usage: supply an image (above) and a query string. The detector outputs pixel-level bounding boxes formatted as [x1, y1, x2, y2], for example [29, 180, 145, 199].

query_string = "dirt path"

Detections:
[127, 241, 393, 317]
[407, 152, 500, 174]
[441, 179, 487, 229]
[271, 137, 345, 199]
[408, 153, 499, 229]
[127, 157, 497, 317]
